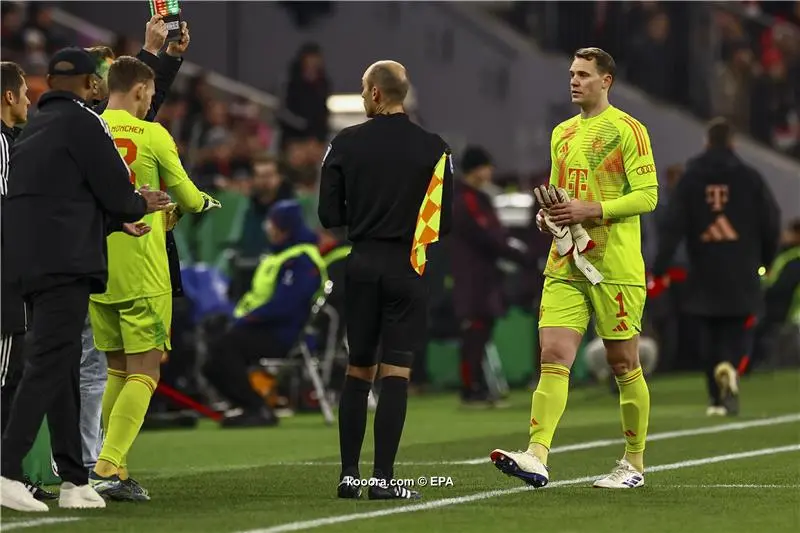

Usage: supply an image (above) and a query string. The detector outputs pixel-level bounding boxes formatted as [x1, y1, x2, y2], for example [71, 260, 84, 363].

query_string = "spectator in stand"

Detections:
[279, 42, 331, 152]
[629, 9, 673, 101]
[237, 154, 295, 261]
[751, 47, 798, 154]
[22, 3, 67, 55]
[1, 3, 25, 60]
[714, 40, 758, 133]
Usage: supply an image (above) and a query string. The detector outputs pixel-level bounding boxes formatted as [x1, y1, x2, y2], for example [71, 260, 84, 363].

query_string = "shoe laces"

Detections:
[606, 460, 636, 483]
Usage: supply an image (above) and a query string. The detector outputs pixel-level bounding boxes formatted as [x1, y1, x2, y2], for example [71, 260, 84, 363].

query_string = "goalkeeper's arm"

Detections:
[599, 187, 658, 219]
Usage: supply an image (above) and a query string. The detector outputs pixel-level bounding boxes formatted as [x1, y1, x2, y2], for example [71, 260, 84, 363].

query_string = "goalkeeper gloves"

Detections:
[164, 203, 181, 231]
[163, 192, 222, 232]
[200, 191, 222, 212]
[534, 185, 595, 254]
[553, 187, 595, 254]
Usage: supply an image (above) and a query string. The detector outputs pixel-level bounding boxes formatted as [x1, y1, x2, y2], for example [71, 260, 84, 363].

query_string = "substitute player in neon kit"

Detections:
[87, 56, 220, 500]
[491, 47, 658, 489]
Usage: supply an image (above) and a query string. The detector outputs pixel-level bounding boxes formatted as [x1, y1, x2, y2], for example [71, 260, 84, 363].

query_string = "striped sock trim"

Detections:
[540, 363, 570, 379]
[108, 368, 128, 379]
[126, 374, 157, 395]
[616, 367, 643, 386]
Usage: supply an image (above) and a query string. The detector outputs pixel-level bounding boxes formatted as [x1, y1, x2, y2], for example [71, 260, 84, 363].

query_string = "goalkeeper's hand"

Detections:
[200, 191, 222, 212]
[554, 187, 595, 254]
[533, 185, 574, 256]
[164, 203, 182, 231]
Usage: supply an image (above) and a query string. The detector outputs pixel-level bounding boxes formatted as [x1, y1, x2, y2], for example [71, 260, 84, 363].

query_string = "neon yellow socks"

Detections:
[95, 373, 157, 478]
[527, 363, 571, 465]
[616, 367, 650, 472]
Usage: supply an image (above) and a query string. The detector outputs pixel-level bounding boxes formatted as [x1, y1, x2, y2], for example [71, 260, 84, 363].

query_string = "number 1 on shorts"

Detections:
[615, 291, 628, 318]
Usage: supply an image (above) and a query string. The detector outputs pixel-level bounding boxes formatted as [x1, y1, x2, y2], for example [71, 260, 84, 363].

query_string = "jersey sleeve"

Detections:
[619, 117, 658, 191]
[318, 137, 346, 229]
[548, 125, 561, 187]
[151, 125, 204, 213]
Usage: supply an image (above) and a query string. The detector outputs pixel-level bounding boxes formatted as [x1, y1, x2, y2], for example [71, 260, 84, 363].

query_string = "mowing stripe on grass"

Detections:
[670, 484, 800, 488]
[269, 413, 800, 467]
[239, 444, 800, 533]
[1, 518, 82, 530]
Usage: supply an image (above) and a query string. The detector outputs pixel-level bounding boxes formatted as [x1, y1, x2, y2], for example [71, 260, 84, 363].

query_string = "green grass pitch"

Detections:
[2, 370, 799, 532]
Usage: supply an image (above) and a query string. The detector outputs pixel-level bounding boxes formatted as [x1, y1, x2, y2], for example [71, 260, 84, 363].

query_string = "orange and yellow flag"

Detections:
[410, 152, 448, 275]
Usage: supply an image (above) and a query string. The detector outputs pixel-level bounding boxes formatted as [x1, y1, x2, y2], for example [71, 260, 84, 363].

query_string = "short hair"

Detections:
[1, 62, 26, 98]
[367, 63, 409, 104]
[86, 45, 115, 62]
[251, 152, 286, 175]
[707, 117, 733, 148]
[574, 47, 617, 79]
[107, 56, 155, 94]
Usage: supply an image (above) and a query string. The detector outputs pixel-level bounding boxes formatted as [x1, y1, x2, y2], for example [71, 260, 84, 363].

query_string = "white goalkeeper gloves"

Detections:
[534, 185, 595, 255]
[534, 184, 602, 285]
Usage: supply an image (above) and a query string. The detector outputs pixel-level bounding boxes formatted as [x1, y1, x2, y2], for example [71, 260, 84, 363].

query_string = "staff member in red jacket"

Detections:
[449, 146, 531, 406]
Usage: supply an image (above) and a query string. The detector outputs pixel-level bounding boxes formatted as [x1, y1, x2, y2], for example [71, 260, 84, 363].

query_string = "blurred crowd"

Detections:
[502, 0, 800, 160]
[1, 2, 797, 421]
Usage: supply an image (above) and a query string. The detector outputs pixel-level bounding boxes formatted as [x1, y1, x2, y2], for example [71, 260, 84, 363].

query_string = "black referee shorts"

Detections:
[345, 242, 428, 369]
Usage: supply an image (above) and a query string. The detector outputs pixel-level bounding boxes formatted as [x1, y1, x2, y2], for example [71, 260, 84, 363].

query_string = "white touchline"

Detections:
[140, 413, 800, 477]
[1, 518, 82, 531]
[238, 444, 800, 533]
[669, 484, 800, 488]
[266, 412, 800, 467]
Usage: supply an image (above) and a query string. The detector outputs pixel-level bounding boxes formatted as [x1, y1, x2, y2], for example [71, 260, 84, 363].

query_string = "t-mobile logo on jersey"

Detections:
[702, 184, 738, 242]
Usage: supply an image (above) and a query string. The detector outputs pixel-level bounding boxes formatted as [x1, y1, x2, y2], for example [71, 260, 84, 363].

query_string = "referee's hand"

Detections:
[138, 185, 171, 214]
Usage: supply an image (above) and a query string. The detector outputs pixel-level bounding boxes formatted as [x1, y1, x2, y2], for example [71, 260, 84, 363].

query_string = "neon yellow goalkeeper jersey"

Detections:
[544, 105, 658, 286]
[91, 109, 204, 303]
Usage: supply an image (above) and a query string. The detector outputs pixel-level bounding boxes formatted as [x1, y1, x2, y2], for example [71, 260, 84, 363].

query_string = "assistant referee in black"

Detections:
[0, 47, 169, 512]
[319, 60, 453, 501]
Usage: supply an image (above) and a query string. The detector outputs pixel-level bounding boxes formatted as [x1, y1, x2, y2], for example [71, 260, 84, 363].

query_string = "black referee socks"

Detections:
[372, 375, 409, 481]
[339, 375, 372, 479]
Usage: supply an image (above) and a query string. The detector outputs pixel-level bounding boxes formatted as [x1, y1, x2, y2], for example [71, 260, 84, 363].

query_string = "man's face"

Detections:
[252, 162, 281, 196]
[5, 80, 30, 125]
[135, 79, 155, 119]
[361, 69, 377, 118]
[472, 164, 494, 187]
[265, 218, 286, 245]
[569, 57, 609, 107]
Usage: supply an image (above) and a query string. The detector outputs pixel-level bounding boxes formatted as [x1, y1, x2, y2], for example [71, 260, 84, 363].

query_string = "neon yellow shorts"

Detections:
[88, 295, 172, 354]
[538, 277, 645, 340]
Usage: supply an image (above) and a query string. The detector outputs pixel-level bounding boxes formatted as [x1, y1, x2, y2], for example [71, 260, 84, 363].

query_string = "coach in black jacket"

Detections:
[653, 118, 780, 416]
[0, 48, 170, 512]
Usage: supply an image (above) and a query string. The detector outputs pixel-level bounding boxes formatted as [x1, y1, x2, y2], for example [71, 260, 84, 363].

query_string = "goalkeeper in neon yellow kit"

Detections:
[491, 48, 658, 489]
[87, 56, 220, 500]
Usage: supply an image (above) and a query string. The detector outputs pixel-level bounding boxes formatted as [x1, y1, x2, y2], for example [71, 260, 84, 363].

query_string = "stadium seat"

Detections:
[256, 280, 337, 425]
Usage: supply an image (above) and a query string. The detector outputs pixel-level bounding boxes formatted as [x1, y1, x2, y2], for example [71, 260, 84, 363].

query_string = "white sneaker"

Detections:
[0, 476, 49, 512]
[593, 459, 645, 488]
[706, 405, 727, 417]
[490, 448, 549, 488]
[58, 482, 106, 509]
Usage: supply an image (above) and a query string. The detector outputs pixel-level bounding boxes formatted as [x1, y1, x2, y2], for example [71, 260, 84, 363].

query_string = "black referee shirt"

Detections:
[318, 112, 453, 248]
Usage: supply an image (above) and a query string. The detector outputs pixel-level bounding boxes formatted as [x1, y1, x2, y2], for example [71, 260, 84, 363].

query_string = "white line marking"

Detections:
[268, 413, 800, 466]
[1, 517, 82, 530]
[669, 484, 800, 488]
[141, 413, 800, 477]
[237, 444, 800, 533]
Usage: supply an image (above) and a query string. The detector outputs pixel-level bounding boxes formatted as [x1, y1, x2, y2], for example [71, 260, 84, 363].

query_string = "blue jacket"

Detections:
[233, 201, 326, 349]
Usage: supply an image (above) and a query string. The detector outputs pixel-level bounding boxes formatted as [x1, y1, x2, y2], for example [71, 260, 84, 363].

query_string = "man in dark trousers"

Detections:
[0, 61, 56, 503]
[319, 60, 453, 501]
[0, 47, 170, 512]
[653, 118, 780, 417]
[450, 146, 530, 406]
